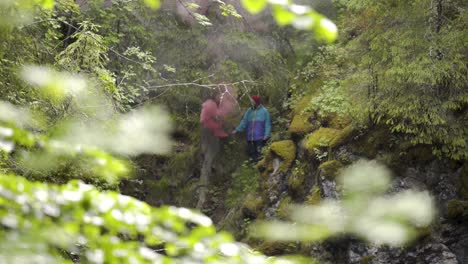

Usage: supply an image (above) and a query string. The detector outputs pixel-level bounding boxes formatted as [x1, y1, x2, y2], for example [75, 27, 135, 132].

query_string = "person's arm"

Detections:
[264, 109, 271, 140]
[234, 109, 250, 133]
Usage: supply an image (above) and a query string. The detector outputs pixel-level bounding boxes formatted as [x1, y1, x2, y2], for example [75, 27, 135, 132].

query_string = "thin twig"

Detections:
[146, 80, 255, 90]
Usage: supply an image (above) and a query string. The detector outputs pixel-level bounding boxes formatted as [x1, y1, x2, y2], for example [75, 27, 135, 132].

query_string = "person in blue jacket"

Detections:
[232, 95, 271, 162]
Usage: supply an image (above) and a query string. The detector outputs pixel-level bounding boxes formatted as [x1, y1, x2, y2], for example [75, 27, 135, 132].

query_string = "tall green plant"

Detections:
[337, 0, 467, 159]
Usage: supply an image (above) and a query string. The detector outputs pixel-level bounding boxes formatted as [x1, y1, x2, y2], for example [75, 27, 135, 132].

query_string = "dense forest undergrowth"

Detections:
[0, 0, 466, 263]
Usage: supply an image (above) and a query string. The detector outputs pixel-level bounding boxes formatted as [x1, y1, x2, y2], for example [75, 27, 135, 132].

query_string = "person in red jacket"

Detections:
[198, 89, 228, 209]
[200, 94, 228, 138]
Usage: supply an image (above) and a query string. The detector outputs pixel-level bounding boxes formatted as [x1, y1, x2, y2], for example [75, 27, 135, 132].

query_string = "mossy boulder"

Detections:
[288, 169, 306, 198]
[289, 113, 318, 135]
[303, 127, 340, 151]
[330, 125, 354, 148]
[318, 160, 343, 179]
[276, 196, 293, 220]
[447, 199, 468, 222]
[305, 186, 321, 205]
[269, 140, 296, 172]
[327, 115, 352, 129]
[256, 241, 298, 256]
[360, 256, 375, 264]
[351, 126, 392, 158]
[242, 193, 264, 219]
[289, 96, 320, 136]
[292, 95, 313, 115]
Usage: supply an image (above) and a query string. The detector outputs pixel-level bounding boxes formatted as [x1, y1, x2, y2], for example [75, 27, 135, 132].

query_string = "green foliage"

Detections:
[241, 0, 338, 43]
[334, 0, 467, 160]
[306, 80, 351, 119]
[226, 162, 261, 209]
[0, 173, 298, 264]
[0, 66, 172, 187]
[0, 0, 452, 262]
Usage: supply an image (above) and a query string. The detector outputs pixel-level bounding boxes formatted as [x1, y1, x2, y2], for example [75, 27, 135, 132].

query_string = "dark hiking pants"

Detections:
[247, 140, 264, 163]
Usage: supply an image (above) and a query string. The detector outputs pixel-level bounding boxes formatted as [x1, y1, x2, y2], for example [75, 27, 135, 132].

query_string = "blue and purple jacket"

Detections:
[235, 105, 271, 141]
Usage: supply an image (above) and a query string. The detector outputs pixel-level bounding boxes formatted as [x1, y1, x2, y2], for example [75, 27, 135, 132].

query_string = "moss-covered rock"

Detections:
[269, 140, 296, 172]
[276, 196, 293, 219]
[330, 125, 354, 148]
[289, 96, 321, 136]
[350, 126, 392, 158]
[447, 199, 468, 222]
[289, 113, 319, 136]
[360, 256, 375, 264]
[292, 95, 313, 115]
[303, 127, 340, 151]
[255, 241, 298, 256]
[327, 114, 352, 130]
[305, 186, 321, 205]
[318, 160, 343, 179]
[242, 193, 264, 219]
[288, 166, 306, 198]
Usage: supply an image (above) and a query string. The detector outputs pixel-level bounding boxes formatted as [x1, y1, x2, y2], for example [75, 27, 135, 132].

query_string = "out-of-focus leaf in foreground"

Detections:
[252, 160, 436, 246]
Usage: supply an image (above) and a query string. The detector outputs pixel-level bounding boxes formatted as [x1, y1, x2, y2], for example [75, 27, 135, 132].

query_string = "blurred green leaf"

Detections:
[241, 0, 267, 14]
[272, 5, 296, 26]
[143, 0, 160, 9]
[252, 160, 435, 246]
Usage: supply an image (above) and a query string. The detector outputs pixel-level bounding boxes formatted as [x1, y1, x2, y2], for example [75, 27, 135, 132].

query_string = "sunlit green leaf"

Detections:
[313, 18, 338, 43]
[143, 0, 160, 9]
[36, 0, 54, 9]
[241, 0, 267, 14]
[272, 5, 296, 26]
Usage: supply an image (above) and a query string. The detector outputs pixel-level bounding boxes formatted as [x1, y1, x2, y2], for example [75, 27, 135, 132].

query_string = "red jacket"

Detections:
[200, 99, 228, 138]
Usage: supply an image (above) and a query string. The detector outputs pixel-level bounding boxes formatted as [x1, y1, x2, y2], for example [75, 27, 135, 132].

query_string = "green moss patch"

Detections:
[319, 160, 343, 179]
[303, 127, 340, 151]
[289, 112, 319, 135]
[276, 196, 293, 219]
[269, 140, 296, 172]
[360, 256, 375, 264]
[351, 126, 391, 158]
[256, 241, 298, 256]
[446, 199, 468, 221]
[292, 95, 313, 115]
[288, 167, 306, 198]
[327, 114, 352, 129]
[289, 95, 320, 136]
[305, 186, 321, 205]
[330, 125, 354, 148]
[242, 193, 264, 218]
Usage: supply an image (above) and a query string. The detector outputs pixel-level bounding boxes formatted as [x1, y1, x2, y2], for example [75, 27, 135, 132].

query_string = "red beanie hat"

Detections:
[251, 95, 261, 105]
